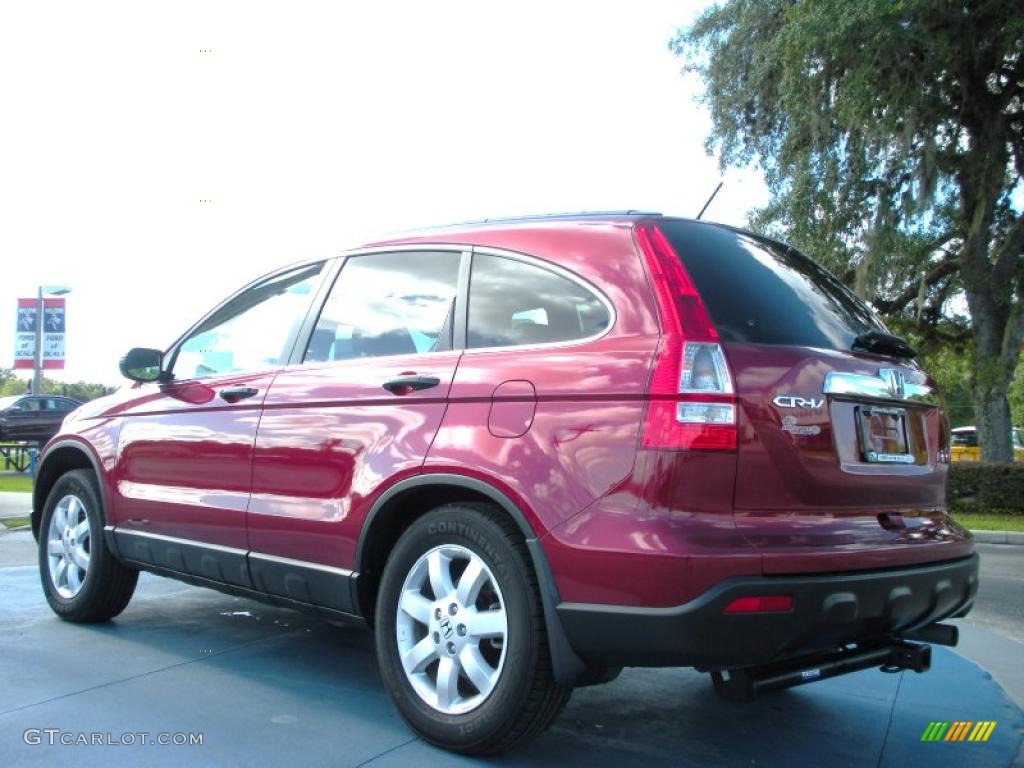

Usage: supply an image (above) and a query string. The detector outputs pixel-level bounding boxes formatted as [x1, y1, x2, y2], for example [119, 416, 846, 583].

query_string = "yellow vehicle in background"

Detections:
[950, 425, 1024, 462]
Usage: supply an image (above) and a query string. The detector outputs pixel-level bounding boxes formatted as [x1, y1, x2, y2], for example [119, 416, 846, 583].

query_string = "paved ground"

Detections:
[1, 532, 1022, 766]
[0, 491, 31, 520]
[951, 543, 1024, 722]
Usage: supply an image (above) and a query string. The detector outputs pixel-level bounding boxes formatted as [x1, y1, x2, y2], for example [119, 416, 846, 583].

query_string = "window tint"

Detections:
[305, 251, 460, 363]
[468, 254, 610, 349]
[13, 398, 41, 412]
[658, 220, 886, 350]
[174, 262, 324, 379]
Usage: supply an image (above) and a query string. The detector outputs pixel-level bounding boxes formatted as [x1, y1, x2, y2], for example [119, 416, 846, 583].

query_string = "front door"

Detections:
[246, 249, 464, 613]
[111, 261, 327, 586]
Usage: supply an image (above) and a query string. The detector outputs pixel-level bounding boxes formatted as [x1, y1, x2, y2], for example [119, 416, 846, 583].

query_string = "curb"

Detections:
[970, 529, 1024, 545]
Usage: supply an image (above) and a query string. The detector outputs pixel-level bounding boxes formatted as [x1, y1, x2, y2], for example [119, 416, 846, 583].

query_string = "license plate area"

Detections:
[856, 406, 915, 464]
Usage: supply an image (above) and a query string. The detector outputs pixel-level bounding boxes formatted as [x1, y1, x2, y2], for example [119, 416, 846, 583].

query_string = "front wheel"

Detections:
[374, 503, 570, 754]
[39, 469, 138, 622]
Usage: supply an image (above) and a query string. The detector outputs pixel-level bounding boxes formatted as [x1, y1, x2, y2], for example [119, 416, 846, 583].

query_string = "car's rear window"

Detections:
[657, 220, 885, 350]
[951, 431, 978, 447]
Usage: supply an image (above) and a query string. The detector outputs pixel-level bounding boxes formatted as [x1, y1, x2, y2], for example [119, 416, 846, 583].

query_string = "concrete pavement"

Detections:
[0, 491, 31, 520]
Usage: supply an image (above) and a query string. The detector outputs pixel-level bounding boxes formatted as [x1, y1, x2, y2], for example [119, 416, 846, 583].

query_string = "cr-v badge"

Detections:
[773, 395, 825, 409]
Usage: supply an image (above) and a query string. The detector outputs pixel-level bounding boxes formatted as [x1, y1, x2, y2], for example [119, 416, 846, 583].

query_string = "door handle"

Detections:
[382, 375, 441, 395]
[218, 386, 259, 403]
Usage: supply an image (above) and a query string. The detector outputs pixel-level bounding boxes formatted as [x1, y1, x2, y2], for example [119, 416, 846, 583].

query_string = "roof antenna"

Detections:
[696, 181, 723, 220]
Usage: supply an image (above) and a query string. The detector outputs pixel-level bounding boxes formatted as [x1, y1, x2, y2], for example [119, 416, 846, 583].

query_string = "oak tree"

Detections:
[673, 0, 1023, 460]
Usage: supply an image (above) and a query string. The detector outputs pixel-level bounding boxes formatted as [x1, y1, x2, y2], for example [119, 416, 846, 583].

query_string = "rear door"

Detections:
[658, 220, 968, 572]
[246, 248, 464, 613]
[39, 397, 72, 442]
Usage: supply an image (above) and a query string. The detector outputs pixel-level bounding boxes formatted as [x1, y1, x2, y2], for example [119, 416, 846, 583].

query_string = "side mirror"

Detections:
[119, 348, 165, 383]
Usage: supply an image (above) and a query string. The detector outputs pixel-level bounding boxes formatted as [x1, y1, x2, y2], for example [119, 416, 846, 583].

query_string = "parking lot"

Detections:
[1, 530, 1022, 767]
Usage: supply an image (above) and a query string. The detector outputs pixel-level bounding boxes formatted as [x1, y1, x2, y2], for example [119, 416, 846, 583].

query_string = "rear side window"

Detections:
[467, 254, 610, 349]
[657, 220, 885, 350]
[305, 251, 460, 362]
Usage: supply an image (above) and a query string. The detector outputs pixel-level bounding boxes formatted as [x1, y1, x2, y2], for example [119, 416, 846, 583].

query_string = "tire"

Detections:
[374, 503, 571, 754]
[38, 469, 138, 622]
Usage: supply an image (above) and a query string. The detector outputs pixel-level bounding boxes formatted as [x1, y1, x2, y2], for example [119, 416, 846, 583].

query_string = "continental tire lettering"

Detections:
[427, 522, 501, 565]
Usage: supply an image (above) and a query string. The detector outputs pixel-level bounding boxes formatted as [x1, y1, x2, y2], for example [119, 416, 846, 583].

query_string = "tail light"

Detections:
[635, 223, 737, 451]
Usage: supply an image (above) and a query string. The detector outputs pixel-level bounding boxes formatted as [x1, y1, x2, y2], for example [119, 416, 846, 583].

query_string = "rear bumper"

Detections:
[556, 553, 978, 669]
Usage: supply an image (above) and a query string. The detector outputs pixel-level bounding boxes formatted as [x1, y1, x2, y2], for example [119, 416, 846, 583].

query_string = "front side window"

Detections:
[304, 251, 460, 363]
[467, 253, 610, 349]
[173, 262, 324, 379]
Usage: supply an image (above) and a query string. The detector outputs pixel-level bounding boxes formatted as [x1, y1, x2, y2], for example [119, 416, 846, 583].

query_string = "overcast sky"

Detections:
[1, 1, 768, 386]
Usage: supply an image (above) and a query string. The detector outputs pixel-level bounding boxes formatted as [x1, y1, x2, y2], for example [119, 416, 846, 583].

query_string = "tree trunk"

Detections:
[964, 280, 1019, 464]
[972, 377, 1013, 464]
[957, 116, 1021, 464]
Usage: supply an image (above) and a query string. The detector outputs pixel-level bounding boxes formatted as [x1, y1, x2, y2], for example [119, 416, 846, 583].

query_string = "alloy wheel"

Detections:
[395, 544, 508, 715]
[46, 494, 91, 598]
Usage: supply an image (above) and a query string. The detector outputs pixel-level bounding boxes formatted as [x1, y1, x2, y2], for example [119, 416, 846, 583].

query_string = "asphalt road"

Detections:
[1, 531, 1022, 766]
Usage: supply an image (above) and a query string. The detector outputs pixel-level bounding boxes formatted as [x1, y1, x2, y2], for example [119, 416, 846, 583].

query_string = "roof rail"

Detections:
[423, 210, 664, 228]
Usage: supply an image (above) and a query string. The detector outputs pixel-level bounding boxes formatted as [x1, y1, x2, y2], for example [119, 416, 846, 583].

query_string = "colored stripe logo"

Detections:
[920, 721, 997, 742]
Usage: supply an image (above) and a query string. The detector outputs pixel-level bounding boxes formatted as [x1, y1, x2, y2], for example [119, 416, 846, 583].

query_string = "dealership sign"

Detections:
[14, 298, 66, 369]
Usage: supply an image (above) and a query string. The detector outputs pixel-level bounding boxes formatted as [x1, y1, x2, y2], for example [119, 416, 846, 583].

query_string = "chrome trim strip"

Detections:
[823, 369, 939, 405]
[114, 527, 249, 557]
[248, 551, 354, 579]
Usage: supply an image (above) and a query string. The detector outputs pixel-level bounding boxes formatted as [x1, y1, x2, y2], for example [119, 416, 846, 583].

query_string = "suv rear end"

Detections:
[539, 216, 976, 682]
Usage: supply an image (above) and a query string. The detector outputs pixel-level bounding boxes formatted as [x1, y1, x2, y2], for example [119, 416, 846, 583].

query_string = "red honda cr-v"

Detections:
[32, 212, 977, 754]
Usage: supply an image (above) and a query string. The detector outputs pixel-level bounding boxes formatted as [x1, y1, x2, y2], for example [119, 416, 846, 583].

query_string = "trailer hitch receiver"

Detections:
[711, 639, 933, 702]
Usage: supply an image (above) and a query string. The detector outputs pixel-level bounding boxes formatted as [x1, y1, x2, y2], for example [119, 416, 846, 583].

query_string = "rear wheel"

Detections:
[39, 469, 138, 622]
[374, 503, 570, 754]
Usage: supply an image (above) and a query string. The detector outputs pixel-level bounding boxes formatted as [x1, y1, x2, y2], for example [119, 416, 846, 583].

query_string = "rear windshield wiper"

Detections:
[851, 329, 917, 359]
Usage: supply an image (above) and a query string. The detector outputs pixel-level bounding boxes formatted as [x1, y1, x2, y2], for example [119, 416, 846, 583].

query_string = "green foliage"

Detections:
[950, 513, 1024, 531]
[0, 368, 115, 402]
[673, 0, 1024, 461]
[948, 461, 1024, 514]
[1011, 359, 1024, 428]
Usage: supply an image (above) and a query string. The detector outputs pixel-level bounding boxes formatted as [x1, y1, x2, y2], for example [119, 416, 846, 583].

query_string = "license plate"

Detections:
[856, 406, 915, 464]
